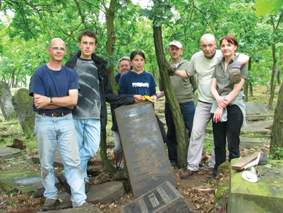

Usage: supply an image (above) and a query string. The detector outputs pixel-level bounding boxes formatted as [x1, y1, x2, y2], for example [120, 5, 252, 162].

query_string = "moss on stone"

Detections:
[229, 160, 283, 213]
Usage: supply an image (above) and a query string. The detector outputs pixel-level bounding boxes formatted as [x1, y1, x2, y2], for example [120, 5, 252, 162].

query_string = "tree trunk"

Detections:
[244, 59, 252, 101]
[270, 81, 283, 158]
[99, 0, 117, 173]
[268, 42, 277, 108]
[152, 25, 187, 168]
[106, 0, 116, 87]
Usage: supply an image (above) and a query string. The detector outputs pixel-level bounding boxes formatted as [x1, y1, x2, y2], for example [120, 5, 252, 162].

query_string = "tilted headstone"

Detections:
[12, 88, 35, 137]
[122, 181, 190, 213]
[115, 103, 176, 197]
[0, 81, 16, 120]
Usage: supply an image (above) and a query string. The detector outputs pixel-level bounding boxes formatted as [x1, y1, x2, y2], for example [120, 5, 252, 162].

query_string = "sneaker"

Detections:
[42, 198, 60, 211]
[179, 169, 198, 179]
[78, 202, 94, 208]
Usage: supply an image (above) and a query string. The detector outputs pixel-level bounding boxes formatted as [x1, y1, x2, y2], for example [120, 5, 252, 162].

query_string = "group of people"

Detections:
[29, 29, 248, 211]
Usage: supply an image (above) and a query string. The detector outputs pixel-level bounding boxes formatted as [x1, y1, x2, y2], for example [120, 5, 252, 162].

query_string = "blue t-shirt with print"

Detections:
[29, 64, 79, 113]
[119, 71, 156, 96]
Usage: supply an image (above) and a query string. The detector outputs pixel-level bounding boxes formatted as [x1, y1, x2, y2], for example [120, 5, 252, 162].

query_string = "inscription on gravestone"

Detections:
[115, 103, 176, 197]
[122, 181, 190, 213]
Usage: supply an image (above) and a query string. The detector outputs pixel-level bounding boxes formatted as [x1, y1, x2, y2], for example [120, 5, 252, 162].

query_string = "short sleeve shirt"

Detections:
[213, 55, 248, 96]
[170, 59, 195, 103]
[187, 50, 223, 103]
[29, 64, 79, 113]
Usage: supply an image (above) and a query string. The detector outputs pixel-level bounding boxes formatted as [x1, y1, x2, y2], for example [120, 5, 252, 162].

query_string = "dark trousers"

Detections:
[212, 104, 243, 169]
[165, 101, 195, 163]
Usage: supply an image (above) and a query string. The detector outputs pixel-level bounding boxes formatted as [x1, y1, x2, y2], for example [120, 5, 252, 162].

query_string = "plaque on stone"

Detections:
[122, 181, 190, 213]
[115, 103, 176, 197]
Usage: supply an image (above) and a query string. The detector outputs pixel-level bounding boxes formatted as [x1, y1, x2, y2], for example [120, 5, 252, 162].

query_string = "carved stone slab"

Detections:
[122, 181, 190, 213]
[115, 103, 176, 197]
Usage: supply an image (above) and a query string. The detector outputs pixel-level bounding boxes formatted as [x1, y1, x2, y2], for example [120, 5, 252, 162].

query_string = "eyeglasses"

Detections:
[51, 47, 65, 51]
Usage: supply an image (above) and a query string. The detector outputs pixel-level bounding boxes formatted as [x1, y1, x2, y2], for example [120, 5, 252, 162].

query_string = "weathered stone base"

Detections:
[229, 160, 283, 213]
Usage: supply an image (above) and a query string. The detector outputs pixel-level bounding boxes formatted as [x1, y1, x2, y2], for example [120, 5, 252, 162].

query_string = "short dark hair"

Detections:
[130, 50, 145, 61]
[220, 35, 238, 46]
[78, 30, 97, 43]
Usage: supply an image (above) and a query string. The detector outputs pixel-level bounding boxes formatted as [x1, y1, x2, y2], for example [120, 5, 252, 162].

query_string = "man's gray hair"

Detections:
[199, 33, 216, 43]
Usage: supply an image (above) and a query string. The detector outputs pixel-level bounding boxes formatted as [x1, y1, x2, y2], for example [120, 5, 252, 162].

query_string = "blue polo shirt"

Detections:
[29, 64, 79, 113]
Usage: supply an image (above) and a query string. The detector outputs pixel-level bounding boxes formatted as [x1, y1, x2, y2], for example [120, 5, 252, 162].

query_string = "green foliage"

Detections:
[256, 0, 283, 16]
[0, 0, 282, 88]
[270, 146, 283, 160]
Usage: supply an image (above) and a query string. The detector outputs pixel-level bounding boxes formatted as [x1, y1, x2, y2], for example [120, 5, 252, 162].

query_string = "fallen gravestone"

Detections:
[115, 103, 176, 197]
[0, 81, 16, 120]
[0, 147, 21, 159]
[87, 181, 125, 204]
[122, 181, 190, 213]
[229, 160, 283, 213]
[12, 88, 35, 138]
[245, 102, 271, 121]
[0, 170, 45, 195]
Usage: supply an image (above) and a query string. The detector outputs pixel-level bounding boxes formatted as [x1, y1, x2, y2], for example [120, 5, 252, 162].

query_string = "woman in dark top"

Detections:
[119, 50, 157, 101]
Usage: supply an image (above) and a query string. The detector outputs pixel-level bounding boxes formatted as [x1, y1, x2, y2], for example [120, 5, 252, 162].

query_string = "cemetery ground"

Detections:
[0, 85, 275, 213]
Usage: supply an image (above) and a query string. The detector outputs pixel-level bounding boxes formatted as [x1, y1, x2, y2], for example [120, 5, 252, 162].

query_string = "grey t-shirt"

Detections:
[186, 50, 223, 103]
[73, 58, 101, 119]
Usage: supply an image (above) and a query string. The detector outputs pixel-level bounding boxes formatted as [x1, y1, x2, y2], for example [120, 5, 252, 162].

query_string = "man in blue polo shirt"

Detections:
[29, 38, 87, 210]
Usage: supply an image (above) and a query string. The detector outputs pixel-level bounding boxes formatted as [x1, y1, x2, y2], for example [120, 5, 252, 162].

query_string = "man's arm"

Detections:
[33, 89, 78, 109]
[237, 54, 249, 66]
[174, 69, 191, 78]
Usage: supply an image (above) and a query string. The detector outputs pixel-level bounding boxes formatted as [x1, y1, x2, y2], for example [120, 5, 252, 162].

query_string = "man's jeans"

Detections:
[35, 113, 86, 207]
[165, 101, 195, 163]
[74, 118, 101, 182]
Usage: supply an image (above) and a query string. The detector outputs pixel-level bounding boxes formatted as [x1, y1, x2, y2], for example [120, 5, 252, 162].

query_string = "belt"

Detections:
[38, 111, 71, 117]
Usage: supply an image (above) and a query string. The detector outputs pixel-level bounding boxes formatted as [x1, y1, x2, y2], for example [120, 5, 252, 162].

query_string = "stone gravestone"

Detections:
[115, 103, 176, 198]
[0, 81, 16, 120]
[0, 147, 21, 159]
[12, 88, 35, 137]
[245, 102, 269, 121]
[122, 181, 190, 213]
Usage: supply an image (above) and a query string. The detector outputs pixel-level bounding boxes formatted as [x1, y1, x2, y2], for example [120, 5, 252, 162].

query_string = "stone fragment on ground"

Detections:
[0, 170, 42, 194]
[0, 147, 21, 159]
[87, 181, 125, 204]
